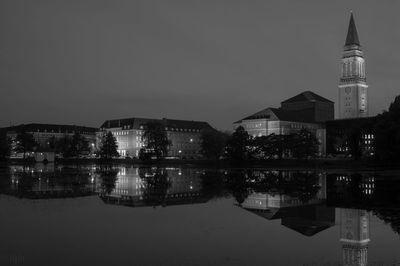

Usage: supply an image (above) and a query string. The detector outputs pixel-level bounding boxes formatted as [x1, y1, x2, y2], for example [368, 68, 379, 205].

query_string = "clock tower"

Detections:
[338, 13, 368, 119]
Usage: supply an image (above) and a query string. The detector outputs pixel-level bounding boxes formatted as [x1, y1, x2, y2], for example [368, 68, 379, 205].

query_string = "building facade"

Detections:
[233, 91, 334, 156]
[338, 13, 368, 119]
[2, 123, 97, 156]
[99, 117, 214, 159]
[326, 118, 375, 158]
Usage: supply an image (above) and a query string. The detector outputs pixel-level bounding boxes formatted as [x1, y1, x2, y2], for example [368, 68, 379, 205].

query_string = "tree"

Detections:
[348, 128, 362, 160]
[0, 132, 12, 160]
[98, 132, 120, 160]
[56, 135, 72, 157]
[142, 122, 171, 159]
[226, 170, 252, 204]
[290, 129, 319, 159]
[200, 129, 229, 160]
[252, 133, 289, 159]
[373, 95, 400, 162]
[226, 126, 252, 161]
[48, 136, 57, 150]
[139, 167, 171, 207]
[252, 135, 277, 159]
[70, 133, 90, 157]
[14, 131, 37, 159]
[55, 133, 90, 158]
[98, 167, 119, 195]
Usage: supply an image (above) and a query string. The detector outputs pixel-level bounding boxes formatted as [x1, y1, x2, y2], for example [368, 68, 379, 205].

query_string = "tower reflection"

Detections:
[232, 170, 400, 265]
[338, 208, 369, 266]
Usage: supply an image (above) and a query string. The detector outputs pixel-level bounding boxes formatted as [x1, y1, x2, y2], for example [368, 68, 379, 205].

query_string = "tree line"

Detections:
[327, 95, 400, 162]
[0, 122, 319, 162]
[2, 95, 399, 162]
[200, 126, 319, 162]
[0, 131, 96, 160]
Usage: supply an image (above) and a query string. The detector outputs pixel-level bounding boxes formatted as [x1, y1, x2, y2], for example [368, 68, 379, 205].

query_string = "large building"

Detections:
[99, 117, 214, 158]
[2, 123, 97, 155]
[233, 91, 334, 155]
[338, 13, 368, 119]
[326, 117, 375, 158]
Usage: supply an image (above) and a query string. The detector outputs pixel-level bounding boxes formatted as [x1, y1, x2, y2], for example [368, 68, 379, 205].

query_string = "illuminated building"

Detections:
[2, 123, 97, 156]
[326, 118, 375, 157]
[99, 117, 213, 158]
[233, 91, 334, 155]
[338, 13, 368, 119]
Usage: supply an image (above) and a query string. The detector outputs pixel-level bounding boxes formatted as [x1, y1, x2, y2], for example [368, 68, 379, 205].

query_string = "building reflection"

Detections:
[233, 170, 336, 236]
[328, 172, 400, 266]
[0, 164, 97, 198]
[233, 169, 400, 265]
[2, 165, 400, 265]
[98, 167, 215, 208]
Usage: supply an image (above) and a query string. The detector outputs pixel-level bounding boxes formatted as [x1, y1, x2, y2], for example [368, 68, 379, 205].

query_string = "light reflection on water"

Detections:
[0, 164, 400, 266]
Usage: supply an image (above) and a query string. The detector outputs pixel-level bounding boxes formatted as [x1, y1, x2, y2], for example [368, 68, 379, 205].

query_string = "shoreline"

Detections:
[1, 158, 399, 171]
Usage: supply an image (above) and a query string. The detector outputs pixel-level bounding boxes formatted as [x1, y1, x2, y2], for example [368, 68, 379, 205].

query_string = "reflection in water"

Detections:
[98, 167, 218, 208]
[1, 164, 97, 198]
[232, 171, 335, 236]
[339, 208, 369, 266]
[1, 165, 400, 264]
[230, 170, 400, 266]
[98, 167, 119, 195]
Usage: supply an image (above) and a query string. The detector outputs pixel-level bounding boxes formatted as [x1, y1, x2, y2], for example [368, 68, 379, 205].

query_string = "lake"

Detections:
[0, 164, 399, 266]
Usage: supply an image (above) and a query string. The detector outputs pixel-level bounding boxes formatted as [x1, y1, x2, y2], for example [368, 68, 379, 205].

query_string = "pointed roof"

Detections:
[234, 107, 317, 124]
[345, 12, 360, 46]
[281, 91, 333, 104]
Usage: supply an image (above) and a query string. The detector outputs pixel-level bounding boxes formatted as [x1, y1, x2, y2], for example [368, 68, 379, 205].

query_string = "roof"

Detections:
[281, 91, 333, 104]
[236, 107, 317, 124]
[1, 123, 98, 134]
[100, 194, 211, 207]
[270, 108, 316, 123]
[241, 207, 283, 220]
[345, 12, 360, 47]
[100, 117, 214, 131]
[282, 218, 334, 236]
[238, 108, 276, 121]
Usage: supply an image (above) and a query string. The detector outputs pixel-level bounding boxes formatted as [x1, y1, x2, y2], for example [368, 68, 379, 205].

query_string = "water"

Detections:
[0, 164, 399, 266]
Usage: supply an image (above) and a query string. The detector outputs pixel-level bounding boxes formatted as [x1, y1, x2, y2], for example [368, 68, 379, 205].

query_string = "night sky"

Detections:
[1, 0, 399, 131]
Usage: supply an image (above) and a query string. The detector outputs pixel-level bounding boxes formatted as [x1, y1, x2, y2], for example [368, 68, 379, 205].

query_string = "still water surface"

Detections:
[0, 164, 399, 266]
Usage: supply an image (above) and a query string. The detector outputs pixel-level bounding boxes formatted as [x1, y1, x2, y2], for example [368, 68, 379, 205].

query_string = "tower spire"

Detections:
[338, 12, 368, 119]
[345, 12, 360, 46]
